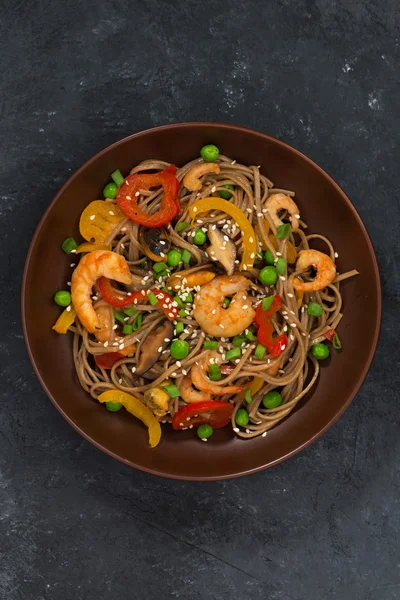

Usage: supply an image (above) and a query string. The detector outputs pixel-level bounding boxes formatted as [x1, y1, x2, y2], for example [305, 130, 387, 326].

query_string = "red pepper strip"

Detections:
[97, 278, 178, 321]
[324, 328, 336, 342]
[95, 352, 124, 369]
[117, 165, 181, 228]
[254, 295, 288, 358]
[172, 401, 234, 431]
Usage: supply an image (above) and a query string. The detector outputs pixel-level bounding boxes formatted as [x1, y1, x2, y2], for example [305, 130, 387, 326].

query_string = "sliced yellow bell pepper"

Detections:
[97, 390, 161, 448]
[268, 234, 297, 264]
[52, 306, 76, 334]
[188, 197, 257, 271]
[79, 200, 125, 243]
[295, 289, 304, 309]
[75, 242, 111, 253]
[236, 377, 264, 402]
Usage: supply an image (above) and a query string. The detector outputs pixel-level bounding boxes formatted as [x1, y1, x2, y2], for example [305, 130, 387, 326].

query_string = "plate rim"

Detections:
[21, 121, 382, 480]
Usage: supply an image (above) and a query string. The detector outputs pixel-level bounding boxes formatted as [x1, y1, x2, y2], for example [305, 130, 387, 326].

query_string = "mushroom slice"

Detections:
[206, 227, 237, 275]
[139, 227, 170, 262]
[135, 321, 174, 376]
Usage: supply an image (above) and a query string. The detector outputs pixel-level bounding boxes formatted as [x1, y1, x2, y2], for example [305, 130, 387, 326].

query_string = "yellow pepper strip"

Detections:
[79, 200, 125, 243]
[52, 306, 76, 334]
[188, 197, 257, 271]
[295, 289, 304, 309]
[268, 234, 297, 264]
[75, 242, 112, 253]
[236, 376, 264, 402]
[97, 390, 161, 448]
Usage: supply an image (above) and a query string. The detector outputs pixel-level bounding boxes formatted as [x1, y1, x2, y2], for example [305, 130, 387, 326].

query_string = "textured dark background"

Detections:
[1, 1, 399, 599]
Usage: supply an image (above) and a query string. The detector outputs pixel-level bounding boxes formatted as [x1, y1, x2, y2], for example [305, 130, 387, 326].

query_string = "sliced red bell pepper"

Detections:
[97, 278, 178, 321]
[324, 328, 336, 342]
[95, 352, 125, 369]
[324, 328, 342, 349]
[117, 165, 181, 228]
[254, 295, 287, 358]
[172, 401, 234, 431]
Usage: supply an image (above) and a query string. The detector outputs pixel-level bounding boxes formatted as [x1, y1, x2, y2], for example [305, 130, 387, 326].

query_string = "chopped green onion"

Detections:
[61, 237, 78, 254]
[232, 334, 246, 347]
[262, 296, 274, 311]
[222, 298, 231, 309]
[176, 221, 190, 233]
[307, 302, 323, 317]
[153, 262, 168, 274]
[244, 389, 253, 404]
[332, 333, 342, 350]
[163, 384, 181, 398]
[265, 250, 275, 265]
[174, 295, 185, 309]
[175, 321, 184, 334]
[183, 292, 193, 304]
[132, 314, 143, 331]
[161, 286, 170, 294]
[115, 311, 126, 323]
[147, 291, 158, 306]
[123, 323, 133, 335]
[140, 261, 147, 269]
[181, 249, 192, 264]
[255, 344, 266, 360]
[179, 309, 188, 318]
[111, 169, 124, 186]
[225, 348, 241, 361]
[276, 223, 291, 239]
[208, 364, 222, 381]
[204, 340, 219, 350]
[123, 306, 137, 317]
[276, 258, 286, 275]
[245, 329, 257, 342]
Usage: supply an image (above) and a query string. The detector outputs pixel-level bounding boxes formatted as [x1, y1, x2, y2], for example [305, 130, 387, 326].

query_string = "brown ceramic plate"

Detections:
[22, 123, 381, 480]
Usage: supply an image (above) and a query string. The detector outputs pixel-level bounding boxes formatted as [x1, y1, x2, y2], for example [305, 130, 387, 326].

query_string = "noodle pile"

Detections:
[70, 155, 358, 439]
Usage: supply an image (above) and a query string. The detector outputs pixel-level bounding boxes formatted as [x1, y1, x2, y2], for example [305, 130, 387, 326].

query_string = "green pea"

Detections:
[170, 339, 190, 360]
[311, 343, 330, 360]
[262, 390, 282, 409]
[197, 424, 213, 439]
[200, 144, 219, 162]
[54, 290, 71, 307]
[167, 249, 182, 267]
[106, 402, 123, 412]
[103, 182, 118, 199]
[307, 302, 323, 317]
[219, 184, 234, 200]
[259, 266, 278, 286]
[235, 408, 249, 427]
[193, 229, 207, 245]
[265, 250, 275, 265]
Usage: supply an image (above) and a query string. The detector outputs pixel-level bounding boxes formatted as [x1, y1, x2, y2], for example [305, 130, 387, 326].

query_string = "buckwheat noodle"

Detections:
[70, 155, 358, 439]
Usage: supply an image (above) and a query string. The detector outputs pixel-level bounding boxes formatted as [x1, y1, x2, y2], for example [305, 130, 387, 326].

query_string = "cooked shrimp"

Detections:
[93, 304, 114, 343]
[193, 274, 255, 337]
[180, 375, 213, 404]
[71, 250, 132, 333]
[191, 352, 243, 395]
[265, 193, 300, 232]
[292, 249, 336, 292]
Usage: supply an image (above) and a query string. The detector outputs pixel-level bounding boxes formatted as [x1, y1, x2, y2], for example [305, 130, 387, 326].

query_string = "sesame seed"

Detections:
[89, 215, 95, 220]
[246, 428, 251, 434]
[113, 324, 118, 330]
[211, 186, 216, 192]
[176, 361, 181, 367]
[70, 263, 75, 267]
[278, 369, 285, 374]
[276, 252, 282, 256]
[287, 293, 294, 298]
[192, 207, 197, 212]
[124, 317, 129, 322]
[243, 305, 248, 309]
[233, 427, 240, 433]
[109, 210, 115, 215]
[262, 432, 267, 437]
[334, 252, 339, 258]
[164, 338, 170, 342]
[119, 343, 124, 350]
[231, 160, 236, 165]
[249, 237, 254, 243]
[67, 281, 71, 286]
[243, 264, 247, 271]
[158, 346, 163, 352]
[212, 309, 216, 314]
[219, 324, 225, 329]
[246, 207, 252, 213]
[257, 212, 263, 217]
[291, 323, 297, 328]
[294, 214, 301, 219]
[66, 305, 71, 312]
[201, 438, 208, 442]
[280, 276, 286, 281]
[118, 378, 123, 384]
[182, 369, 187, 376]
[70, 249, 76, 253]
[135, 191, 140, 196]
[250, 253, 255, 259]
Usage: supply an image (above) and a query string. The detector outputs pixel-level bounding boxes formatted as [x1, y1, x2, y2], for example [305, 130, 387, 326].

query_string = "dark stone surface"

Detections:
[0, 1, 399, 598]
